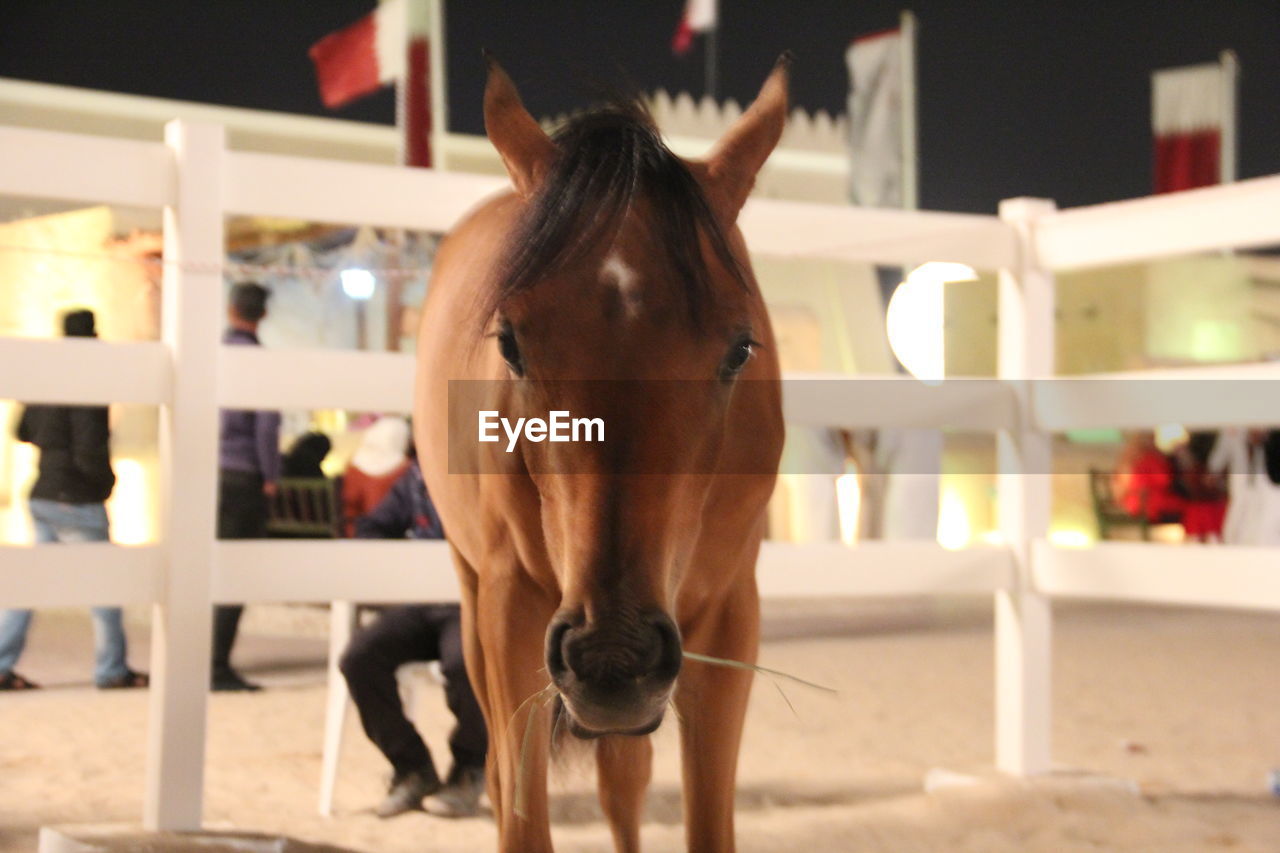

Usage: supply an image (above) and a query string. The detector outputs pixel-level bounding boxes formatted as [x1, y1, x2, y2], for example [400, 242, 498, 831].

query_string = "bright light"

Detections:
[885, 262, 976, 383]
[1049, 527, 1094, 549]
[937, 488, 972, 550]
[341, 268, 376, 300]
[3, 442, 37, 545]
[835, 472, 862, 545]
[1154, 424, 1187, 453]
[910, 262, 978, 284]
[107, 459, 154, 545]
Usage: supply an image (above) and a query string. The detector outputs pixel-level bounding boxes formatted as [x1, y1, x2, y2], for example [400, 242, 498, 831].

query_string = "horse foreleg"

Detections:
[596, 734, 653, 853]
[449, 547, 503, 818]
[675, 580, 760, 853]
[474, 572, 559, 853]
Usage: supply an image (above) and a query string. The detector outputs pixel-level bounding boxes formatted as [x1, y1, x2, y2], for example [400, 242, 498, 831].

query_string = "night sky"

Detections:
[2, 1, 1277, 213]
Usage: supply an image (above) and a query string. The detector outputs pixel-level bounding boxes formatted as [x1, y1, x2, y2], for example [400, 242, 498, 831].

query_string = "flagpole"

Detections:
[1218, 49, 1238, 185]
[705, 0, 719, 100]
[390, 0, 431, 352]
[393, 0, 408, 167]
[899, 10, 918, 210]
[428, 0, 448, 171]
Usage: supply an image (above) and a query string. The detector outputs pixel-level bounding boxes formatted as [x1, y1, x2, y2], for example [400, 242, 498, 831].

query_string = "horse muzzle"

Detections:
[545, 607, 682, 738]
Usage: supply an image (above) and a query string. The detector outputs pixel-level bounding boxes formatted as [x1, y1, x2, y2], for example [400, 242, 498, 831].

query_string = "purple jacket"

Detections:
[218, 328, 282, 483]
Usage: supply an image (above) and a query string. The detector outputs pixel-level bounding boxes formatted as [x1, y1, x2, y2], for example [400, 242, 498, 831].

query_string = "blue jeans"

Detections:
[0, 499, 130, 686]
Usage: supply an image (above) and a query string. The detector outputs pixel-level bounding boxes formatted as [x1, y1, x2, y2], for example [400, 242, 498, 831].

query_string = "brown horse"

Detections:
[414, 56, 788, 852]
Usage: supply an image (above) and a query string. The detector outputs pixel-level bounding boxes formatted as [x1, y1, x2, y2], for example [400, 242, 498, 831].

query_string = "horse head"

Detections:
[475, 56, 788, 738]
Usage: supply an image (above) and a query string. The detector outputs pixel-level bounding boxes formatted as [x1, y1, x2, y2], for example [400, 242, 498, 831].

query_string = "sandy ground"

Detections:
[1, 599, 1279, 852]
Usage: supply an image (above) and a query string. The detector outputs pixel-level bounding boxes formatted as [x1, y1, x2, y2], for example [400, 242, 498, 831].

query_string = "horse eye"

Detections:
[720, 339, 755, 380]
[497, 325, 524, 376]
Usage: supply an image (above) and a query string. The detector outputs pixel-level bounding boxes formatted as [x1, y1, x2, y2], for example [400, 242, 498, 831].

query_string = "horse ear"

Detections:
[698, 53, 791, 223]
[483, 53, 556, 198]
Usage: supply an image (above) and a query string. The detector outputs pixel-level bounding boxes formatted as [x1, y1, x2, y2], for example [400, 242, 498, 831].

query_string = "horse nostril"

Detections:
[651, 613, 682, 682]
[545, 613, 575, 680]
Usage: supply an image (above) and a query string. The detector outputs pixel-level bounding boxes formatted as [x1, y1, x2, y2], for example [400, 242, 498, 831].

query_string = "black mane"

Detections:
[490, 99, 745, 324]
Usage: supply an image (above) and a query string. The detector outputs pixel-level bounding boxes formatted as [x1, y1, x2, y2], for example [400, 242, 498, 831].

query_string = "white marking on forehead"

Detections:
[601, 251, 642, 317]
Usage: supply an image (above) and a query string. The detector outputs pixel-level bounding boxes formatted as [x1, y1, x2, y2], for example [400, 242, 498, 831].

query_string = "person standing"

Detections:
[0, 309, 147, 691]
[213, 282, 281, 692]
[1208, 428, 1280, 545]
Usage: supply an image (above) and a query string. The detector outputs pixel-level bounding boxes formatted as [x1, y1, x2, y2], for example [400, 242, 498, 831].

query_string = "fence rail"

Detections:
[0, 544, 162, 607]
[0, 337, 170, 405]
[224, 149, 508, 232]
[1031, 365, 1280, 431]
[1035, 172, 1280, 271]
[0, 540, 1015, 610]
[1033, 541, 1280, 611]
[217, 347, 417, 412]
[0, 125, 171, 208]
[2, 118, 1278, 832]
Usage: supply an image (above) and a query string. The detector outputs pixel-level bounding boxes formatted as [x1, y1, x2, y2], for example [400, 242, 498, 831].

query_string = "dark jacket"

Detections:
[354, 461, 444, 540]
[17, 404, 115, 503]
[282, 431, 332, 478]
[1267, 431, 1280, 486]
[218, 327, 282, 482]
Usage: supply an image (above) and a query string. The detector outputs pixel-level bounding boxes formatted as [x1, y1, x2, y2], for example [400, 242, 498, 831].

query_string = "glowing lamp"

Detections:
[341, 269, 376, 301]
[885, 262, 977, 383]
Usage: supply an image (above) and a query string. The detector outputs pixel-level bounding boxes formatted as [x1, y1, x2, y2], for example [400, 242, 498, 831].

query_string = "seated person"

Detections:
[281, 431, 332, 478]
[340, 459, 487, 819]
[1115, 431, 1225, 541]
[1115, 432, 1182, 520]
[342, 416, 411, 537]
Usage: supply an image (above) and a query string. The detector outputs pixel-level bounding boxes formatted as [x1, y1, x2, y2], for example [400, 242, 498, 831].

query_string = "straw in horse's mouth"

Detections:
[513, 683, 665, 818]
[514, 683, 559, 819]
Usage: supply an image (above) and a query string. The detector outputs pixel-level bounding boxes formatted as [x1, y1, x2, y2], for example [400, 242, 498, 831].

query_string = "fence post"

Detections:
[995, 196, 1056, 776]
[143, 121, 225, 830]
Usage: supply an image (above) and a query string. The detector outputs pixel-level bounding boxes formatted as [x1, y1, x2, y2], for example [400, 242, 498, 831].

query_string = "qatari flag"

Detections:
[672, 0, 717, 56]
[309, 0, 433, 167]
[1152, 59, 1235, 193]
[309, 0, 407, 109]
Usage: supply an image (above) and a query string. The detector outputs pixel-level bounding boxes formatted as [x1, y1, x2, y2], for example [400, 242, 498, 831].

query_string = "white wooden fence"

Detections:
[2, 119, 1280, 830]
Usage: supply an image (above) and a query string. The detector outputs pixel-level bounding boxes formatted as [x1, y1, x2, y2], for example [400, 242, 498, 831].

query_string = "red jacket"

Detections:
[1117, 449, 1182, 521]
[341, 460, 409, 537]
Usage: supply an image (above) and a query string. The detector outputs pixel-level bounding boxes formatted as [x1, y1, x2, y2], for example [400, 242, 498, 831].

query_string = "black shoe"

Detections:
[424, 764, 485, 818]
[376, 767, 441, 818]
[98, 669, 149, 689]
[0, 671, 39, 691]
[211, 668, 262, 692]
